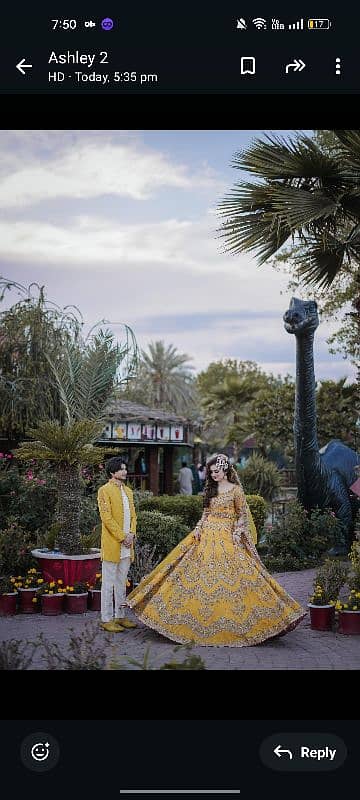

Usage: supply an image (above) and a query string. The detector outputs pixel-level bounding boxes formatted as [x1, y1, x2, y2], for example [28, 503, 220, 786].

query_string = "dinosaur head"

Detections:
[283, 297, 319, 336]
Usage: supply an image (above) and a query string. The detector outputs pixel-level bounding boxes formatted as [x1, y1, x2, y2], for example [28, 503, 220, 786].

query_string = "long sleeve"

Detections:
[129, 492, 137, 536]
[97, 487, 125, 543]
[233, 484, 261, 563]
[193, 507, 210, 536]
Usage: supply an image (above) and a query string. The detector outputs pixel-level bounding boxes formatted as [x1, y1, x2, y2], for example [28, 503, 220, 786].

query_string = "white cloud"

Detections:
[0, 138, 220, 207]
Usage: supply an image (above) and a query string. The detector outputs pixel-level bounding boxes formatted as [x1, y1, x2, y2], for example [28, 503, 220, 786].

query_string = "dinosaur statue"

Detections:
[283, 297, 360, 555]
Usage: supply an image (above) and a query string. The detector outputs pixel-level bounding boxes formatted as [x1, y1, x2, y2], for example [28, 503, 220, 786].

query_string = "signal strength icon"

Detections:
[252, 17, 267, 29]
[289, 18, 304, 29]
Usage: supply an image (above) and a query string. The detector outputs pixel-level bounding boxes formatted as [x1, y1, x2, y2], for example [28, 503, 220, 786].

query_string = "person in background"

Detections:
[178, 459, 193, 495]
[190, 462, 201, 494]
[198, 462, 206, 492]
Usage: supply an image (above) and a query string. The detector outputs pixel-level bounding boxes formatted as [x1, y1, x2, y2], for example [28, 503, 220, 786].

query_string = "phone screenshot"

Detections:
[0, 6, 359, 797]
[0, 719, 358, 800]
[0, 7, 359, 94]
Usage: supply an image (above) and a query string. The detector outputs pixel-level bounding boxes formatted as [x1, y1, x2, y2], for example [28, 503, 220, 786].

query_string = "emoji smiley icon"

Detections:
[31, 742, 50, 761]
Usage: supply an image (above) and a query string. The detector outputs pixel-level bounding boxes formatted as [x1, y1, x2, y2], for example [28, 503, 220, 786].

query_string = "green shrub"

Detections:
[0, 462, 57, 535]
[136, 510, 190, 559]
[0, 518, 37, 575]
[309, 559, 349, 604]
[133, 490, 154, 511]
[239, 454, 281, 501]
[128, 542, 161, 584]
[138, 495, 203, 528]
[246, 495, 267, 536]
[261, 501, 345, 571]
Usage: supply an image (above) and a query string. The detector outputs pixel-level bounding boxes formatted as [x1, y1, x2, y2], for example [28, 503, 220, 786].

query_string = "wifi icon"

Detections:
[252, 17, 267, 29]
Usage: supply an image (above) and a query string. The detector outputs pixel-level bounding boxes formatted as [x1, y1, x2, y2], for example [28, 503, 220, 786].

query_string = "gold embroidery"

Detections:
[127, 485, 305, 646]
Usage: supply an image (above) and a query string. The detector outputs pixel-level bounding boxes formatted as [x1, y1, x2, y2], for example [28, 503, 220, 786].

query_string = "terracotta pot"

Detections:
[88, 589, 101, 611]
[308, 603, 335, 631]
[18, 588, 40, 614]
[0, 593, 17, 615]
[65, 592, 88, 614]
[338, 610, 360, 635]
[41, 593, 64, 616]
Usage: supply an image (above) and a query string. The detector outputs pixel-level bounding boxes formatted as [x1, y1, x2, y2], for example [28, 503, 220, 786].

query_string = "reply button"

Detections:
[259, 733, 347, 771]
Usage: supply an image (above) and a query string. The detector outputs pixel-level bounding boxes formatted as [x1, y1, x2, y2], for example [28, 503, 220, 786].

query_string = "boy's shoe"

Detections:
[114, 617, 137, 628]
[100, 621, 125, 632]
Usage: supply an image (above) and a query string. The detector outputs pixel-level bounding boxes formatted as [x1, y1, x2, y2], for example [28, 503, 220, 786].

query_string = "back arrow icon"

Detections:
[16, 58, 33, 75]
[274, 745, 293, 759]
[285, 58, 306, 73]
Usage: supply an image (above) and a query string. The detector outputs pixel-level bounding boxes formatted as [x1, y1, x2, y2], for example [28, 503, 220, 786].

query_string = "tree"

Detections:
[125, 340, 196, 415]
[196, 360, 271, 454]
[216, 129, 360, 289]
[0, 278, 138, 439]
[247, 376, 295, 459]
[14, 312, 138, 554]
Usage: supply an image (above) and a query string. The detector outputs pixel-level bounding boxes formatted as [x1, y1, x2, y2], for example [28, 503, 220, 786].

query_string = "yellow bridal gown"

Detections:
[127, 483, 306, 646]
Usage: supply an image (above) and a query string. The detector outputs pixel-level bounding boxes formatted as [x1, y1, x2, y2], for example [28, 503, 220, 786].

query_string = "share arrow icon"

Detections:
[285, 58, 306, 73]
[16, 58, 33, 75]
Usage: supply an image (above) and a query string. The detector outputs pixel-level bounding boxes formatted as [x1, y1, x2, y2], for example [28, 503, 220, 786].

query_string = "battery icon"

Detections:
[308, 19, 331, 29]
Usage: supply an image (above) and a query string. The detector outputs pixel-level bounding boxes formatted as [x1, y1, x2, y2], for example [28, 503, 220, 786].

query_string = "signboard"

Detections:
[128, 423, 142, 440]
[170, 425, 183, 441]
[156, 425, 170, 441]
[142, 424, 156, 440]
[112, 422, 127, 440]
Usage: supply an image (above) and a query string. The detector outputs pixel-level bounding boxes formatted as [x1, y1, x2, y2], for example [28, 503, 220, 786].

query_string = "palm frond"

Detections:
[231, 133, 342, 180]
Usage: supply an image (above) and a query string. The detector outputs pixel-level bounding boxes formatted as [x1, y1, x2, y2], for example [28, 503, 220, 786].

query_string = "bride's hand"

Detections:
[232, 532, 241, 546]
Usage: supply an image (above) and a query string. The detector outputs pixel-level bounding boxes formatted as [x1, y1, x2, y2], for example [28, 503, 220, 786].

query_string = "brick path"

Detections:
[1, 568, 360, 669]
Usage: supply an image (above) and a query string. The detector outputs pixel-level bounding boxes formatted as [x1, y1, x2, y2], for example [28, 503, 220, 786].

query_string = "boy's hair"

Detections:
[105, 456, 128, 478]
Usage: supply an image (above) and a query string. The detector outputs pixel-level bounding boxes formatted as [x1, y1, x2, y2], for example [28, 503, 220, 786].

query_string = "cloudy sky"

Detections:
[0, 129, 355, 383]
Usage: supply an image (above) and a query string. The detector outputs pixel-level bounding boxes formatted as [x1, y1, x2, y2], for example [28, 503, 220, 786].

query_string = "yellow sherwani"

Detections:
[97, 481, 137, 563]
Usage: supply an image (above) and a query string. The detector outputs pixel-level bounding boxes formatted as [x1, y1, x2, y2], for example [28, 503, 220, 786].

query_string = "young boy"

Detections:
[97, 456, 137, 633]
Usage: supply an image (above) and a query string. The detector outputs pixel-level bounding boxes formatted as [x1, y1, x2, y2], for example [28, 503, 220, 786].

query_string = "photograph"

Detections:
[0, 128, 359, 671]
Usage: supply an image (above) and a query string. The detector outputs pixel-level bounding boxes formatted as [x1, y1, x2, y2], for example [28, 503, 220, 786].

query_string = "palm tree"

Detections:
[15, 329, 138, 554]
[203, 374, 261, 459]
[139, 341, 195, 413]
[216, 130, 360, 289]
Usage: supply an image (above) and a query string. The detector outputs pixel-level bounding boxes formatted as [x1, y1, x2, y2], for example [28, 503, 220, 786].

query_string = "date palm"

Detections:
[217, 129, 360, 289]
[15, 329, 138, 554]
[139, 340, 195, 413]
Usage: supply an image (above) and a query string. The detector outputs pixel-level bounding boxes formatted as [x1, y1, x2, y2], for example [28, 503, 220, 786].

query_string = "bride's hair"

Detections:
[203, 453, 241, 508]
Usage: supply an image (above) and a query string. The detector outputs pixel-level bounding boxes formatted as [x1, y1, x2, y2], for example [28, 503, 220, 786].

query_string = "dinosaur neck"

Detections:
[295, 331, 319, 454]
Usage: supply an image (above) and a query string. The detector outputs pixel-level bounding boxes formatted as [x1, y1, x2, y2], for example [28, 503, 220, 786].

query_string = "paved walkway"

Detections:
[1, 568, 359, 669]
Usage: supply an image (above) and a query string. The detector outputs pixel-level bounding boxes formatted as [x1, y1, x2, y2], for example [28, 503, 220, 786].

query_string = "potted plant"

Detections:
[64, 581, 89, 614]
[336, 592, 360, 634]
[337, 541, 360, 634]
[88, 572, 101, 611]
[38, 579, 66, 615]
[16, 568, 45, 613]
[14, 327, 138, 584]
[0, 575, 18, 615]
[308, 559, 348, 631]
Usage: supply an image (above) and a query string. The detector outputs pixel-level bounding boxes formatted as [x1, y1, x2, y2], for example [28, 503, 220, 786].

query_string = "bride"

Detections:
[127, 453, 306, 646]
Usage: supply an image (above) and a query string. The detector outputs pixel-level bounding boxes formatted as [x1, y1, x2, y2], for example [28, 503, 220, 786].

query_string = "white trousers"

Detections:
[101, 558, 131, 622]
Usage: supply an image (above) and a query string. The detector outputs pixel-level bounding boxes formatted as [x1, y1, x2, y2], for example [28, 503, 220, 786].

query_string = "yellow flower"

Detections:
[10, 577, 16, 583]
[353, 606, 358, 610]
[96, 573, 101, 579]
[69, 586, 74, 592]
[37, 579, 44, 584]
[28, 568, 37, 574]
[48, 591, 54, 595]
[57, 579, 63, 585]
[32, 597, 37, 603]
[49, 581, 56, 588]
[344, 604, 348, 609]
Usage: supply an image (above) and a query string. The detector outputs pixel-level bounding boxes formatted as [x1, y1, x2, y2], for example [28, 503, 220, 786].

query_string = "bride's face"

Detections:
[210, 465, 225, 482]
